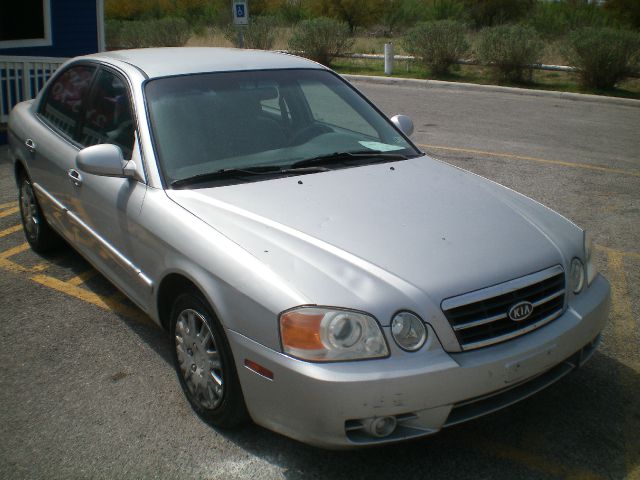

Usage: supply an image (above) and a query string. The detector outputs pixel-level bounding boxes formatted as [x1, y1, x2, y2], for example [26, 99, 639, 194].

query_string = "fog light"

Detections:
[363, 416, 397, 438]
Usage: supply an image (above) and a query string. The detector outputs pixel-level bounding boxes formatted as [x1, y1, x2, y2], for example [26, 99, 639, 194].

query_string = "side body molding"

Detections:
[32, 182, 154, 292]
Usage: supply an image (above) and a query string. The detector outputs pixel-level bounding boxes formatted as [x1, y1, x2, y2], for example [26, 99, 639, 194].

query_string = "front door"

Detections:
[65, 67, 152, 310]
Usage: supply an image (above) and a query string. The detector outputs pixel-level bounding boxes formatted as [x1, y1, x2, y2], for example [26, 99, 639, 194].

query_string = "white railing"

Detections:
[1, 56, 67, 123]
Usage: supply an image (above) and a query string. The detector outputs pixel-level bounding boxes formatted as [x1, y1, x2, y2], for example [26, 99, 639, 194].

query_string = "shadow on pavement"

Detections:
[215, 351, 638, 480]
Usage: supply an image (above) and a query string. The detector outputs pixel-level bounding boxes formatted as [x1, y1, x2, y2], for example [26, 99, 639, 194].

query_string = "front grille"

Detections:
[442, 265, 565, 350]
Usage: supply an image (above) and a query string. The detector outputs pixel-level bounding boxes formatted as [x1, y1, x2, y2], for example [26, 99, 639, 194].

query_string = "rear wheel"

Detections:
[18, 175, 62, 253]
[170, 291, 249, 428]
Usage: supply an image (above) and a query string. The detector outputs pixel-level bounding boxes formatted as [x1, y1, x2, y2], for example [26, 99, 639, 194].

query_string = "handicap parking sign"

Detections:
[233, 1, 249, 25]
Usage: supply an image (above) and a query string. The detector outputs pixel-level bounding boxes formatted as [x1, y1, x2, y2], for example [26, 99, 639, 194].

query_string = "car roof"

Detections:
[86, 47, 325, 79]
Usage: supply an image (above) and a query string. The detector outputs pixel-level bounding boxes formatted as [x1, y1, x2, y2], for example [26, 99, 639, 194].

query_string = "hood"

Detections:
[166, 156, 575, 326]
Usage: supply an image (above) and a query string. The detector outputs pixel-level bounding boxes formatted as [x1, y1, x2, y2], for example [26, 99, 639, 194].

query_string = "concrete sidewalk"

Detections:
[342, 74, 640, 107]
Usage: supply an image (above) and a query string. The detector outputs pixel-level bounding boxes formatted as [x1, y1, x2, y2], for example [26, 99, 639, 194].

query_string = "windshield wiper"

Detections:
[290, 150, 409, 169]
[171, 165, 328, 189]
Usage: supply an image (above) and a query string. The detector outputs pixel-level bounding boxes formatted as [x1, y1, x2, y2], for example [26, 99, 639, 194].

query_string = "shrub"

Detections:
[462, 0, 534, 28]
[423, 0, 466, 23]
[154, 17, 193, 46]
[477, 24, 544, 83]
[288, 17, 354, 65]
[106, 17, 191, 49]
[605, 0, 640, 30]
[224, 16, 279, 49]
[527, 2, 618, 38]
[402, 21, 469, 75]
[564, 27, 640, 90]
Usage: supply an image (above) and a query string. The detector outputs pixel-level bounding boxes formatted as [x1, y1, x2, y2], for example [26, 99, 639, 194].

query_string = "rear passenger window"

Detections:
[40, 65, 96, 138]
[80, 69, 135, 159]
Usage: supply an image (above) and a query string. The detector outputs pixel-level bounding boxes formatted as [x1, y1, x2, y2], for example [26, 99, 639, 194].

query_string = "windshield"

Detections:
[144, 69, 420, 187]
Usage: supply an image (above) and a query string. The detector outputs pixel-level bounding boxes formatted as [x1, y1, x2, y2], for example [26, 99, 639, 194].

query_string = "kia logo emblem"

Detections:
[508, 301, 534, 322]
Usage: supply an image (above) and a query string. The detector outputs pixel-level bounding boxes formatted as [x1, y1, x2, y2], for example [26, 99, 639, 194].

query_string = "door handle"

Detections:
[67, 169, 83, 187]
[25, 138, 36, 153]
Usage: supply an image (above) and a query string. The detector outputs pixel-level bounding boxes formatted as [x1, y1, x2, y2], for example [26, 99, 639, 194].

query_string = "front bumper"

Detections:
[228, 274, 610, 449]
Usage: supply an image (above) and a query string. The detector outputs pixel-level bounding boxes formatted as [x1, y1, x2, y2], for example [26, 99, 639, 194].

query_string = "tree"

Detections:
[307, 0, 379, 31]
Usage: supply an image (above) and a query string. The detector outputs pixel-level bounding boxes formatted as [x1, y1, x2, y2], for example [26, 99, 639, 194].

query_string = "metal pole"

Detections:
[384, 42, 394, 76]
[238, 29, 245, 48]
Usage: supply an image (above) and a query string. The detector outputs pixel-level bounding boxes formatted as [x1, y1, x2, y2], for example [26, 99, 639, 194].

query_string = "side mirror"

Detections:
[76, 144, 136, 178]
[390, 114, 414, 137]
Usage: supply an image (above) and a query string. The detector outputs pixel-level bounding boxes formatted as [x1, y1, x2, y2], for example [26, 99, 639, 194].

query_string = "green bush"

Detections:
[527, 2, 617, 38]
[155, 17, 193, 46]
[224, 16, 279, 50]
[605, 0, 640, 30]
[423, 0, 466, 23]
[477, 24, 544, 82]
[564, 27, 640, 89]
[462, 0, 534, 28]
[402, 20, 469, 75]
[105, 17, 191, 49]
[288, 17, 354, 66]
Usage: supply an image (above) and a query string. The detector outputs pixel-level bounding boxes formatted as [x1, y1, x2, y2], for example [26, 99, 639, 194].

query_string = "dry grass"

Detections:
[188, 28, 406, 54]
[187, 26, 293, 50]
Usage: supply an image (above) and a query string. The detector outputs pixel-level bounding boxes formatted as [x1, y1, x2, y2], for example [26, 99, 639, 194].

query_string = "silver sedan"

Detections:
[8, 48, 610, 448]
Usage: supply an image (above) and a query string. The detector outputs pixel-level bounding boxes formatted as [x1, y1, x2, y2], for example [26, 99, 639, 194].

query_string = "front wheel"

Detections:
[170, 292, 249, 428]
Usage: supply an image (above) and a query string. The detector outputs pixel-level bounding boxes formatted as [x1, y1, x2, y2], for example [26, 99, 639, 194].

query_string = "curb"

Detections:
[341, 74, 640, 107]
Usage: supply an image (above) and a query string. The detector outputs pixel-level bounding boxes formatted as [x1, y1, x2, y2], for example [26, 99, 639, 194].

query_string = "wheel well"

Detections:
[14, 161, 27, 185]
[157, 273, 200, 331]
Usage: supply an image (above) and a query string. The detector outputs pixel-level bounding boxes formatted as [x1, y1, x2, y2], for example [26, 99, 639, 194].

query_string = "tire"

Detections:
[18, 175, 62, 253]
[170, 291, 249, 428]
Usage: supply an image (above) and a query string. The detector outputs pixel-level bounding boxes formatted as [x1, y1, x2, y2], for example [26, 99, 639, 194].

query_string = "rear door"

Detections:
[30, 64, 97, 237]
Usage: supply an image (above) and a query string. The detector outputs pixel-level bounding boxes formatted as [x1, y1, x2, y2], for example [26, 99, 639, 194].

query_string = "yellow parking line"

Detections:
[0, 206, 20, 218]
[417, 143, 640, 178]
[0, 257, 29, 273]
[0, 201, 17, 210]
[31, 274, 151, 325]
[0, 243, 30, 260]
[67, 269, 99, 286]
[0, 224, 22, 238]
[0, 243, 31, 273]
[465, 435, 603, 479]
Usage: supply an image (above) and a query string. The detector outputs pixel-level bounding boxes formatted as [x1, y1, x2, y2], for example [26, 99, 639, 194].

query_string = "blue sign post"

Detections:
[233, 1, 249, 25]
[232, 0, 249, 48]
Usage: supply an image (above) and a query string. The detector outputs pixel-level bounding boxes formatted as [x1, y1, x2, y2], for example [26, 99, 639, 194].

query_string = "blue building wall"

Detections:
[0, 0, 100, 142]
[0, 0, 99, 57]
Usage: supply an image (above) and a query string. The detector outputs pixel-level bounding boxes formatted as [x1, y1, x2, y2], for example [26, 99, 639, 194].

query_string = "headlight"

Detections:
[569, 257, 585, 294]
[584, 231, 596, 286]
[279, 307, 389, 362]
[391, 312, 427, 351]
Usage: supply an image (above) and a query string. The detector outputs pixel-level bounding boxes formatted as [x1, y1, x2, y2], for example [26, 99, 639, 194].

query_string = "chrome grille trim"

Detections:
[441, 265, 566, 351]
[453, 311, 507, 331]
[460, 309, 563, 350]
[453, 288, 566, 332]
[441, 265, 564, 311]
[532, 289, 565, 307]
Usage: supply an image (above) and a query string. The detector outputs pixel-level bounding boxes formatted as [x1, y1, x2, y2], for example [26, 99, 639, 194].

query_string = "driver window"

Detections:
[80, 69, 135, 159]
[299, 80, 377, 137]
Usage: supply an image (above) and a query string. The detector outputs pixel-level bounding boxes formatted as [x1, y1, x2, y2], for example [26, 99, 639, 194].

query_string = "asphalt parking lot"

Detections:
[1, 79, 639, 479]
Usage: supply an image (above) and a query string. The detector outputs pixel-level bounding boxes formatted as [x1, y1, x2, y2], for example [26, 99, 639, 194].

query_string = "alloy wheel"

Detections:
[175, 308, 224, 409]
